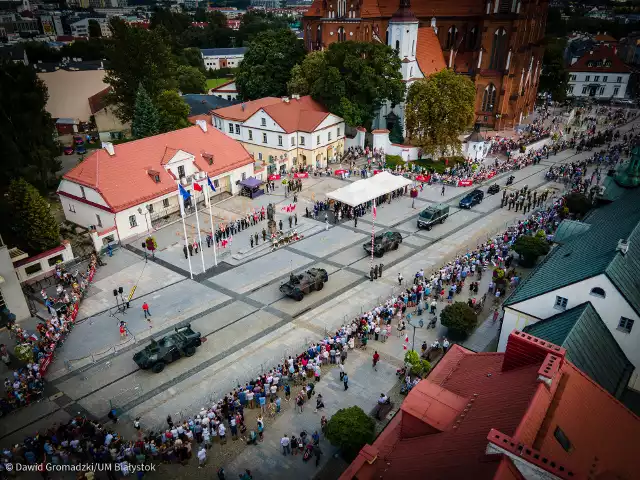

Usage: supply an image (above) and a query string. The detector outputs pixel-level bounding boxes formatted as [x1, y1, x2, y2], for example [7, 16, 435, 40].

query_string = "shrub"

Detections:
[404, 350, 431, 377]
[563, 192, 592, 218]
[513, 235, 550, 267]
[440, 302, 477, 336]
[325, 406, 375, 461]
[385, 154, 404, 168]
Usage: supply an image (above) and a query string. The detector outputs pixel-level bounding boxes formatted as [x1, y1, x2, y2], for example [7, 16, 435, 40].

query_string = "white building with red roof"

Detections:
[57, 122, 254, 245]
[212, 95, 345, 172]
[567, 45, 631, 99]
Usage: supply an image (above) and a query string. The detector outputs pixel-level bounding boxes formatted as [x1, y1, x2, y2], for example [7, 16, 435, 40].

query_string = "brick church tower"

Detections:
[303, 0, 549, 131]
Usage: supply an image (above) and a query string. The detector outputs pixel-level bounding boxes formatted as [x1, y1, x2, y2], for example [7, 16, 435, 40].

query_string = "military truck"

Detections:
[363, 231, 403, 257]
[279, 268, 329, 301]
[133, 324, 204, 373]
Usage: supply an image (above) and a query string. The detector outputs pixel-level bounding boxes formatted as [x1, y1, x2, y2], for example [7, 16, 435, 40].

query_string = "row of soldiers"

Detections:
[501, 186, 550, 213]
[250, 214, 299, 248]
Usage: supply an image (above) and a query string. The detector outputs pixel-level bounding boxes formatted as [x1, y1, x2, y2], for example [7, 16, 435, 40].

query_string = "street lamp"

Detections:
[137, 206, 151, 234]
[405, 314, 424, 352]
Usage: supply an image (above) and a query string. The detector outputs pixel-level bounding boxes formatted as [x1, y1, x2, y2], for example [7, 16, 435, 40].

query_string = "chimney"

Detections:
[292, 94, 300, 100]
[196, 119, 208, 132]
[101, 142, 115, 156]
[282, 96, 290, 103]
[617, 238, 629, 255]
[536, 353, 562, 389]
[502, 331, 566, 372]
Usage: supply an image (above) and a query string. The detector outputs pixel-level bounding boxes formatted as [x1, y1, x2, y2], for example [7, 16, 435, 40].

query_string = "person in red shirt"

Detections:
[372, 351, 380, 371]
[142, 302, 152, 327]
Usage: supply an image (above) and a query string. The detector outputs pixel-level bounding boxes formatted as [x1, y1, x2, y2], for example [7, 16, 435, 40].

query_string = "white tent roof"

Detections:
[326, 171, 413, 207]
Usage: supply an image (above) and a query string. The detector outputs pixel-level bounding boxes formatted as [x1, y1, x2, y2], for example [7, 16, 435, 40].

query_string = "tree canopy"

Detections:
[88, 19, 102, 38]
[0, 61, 60, 189]
[236, 29, 305, 100]
[405, 69, 476, 156]
[325, 406, 375, 460]
[513, 235, 550, 267]
[131, 85, 160, 139]
[288, 41, 404, 128]
[156, 90, 191, 133]
[177, 65, 206, 94]
[7, 178, 60, 254]
[563, 192, 592, 218]
[539, 40, 569, 103]
[105, 19, 178, 122]
[440, 302, 477, 337]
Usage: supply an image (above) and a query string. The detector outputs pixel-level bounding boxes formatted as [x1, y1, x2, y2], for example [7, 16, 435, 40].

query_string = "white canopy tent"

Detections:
[326, 171, 413, 207]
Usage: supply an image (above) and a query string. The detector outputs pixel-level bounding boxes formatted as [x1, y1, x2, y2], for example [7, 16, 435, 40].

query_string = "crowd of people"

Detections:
[1, 254, 99, 416]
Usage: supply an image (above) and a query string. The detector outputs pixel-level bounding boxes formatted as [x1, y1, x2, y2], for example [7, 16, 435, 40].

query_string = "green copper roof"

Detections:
[523, 303, 634, 398]
[505, 189, 640, 315]
[552, 220, 591, 244]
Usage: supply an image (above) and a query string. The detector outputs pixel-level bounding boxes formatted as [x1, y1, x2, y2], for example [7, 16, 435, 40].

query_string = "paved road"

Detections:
[2, 110, 637, 462]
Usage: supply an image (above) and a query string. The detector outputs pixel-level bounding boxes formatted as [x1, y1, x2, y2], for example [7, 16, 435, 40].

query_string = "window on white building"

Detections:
[235, 124, 240, 135]
[248, 130, 253, 140]
[228, 123, 234, 133]
[337, 127, 341, 137]
[594, 75, 600, 82]
[599, 87, 605, 95]
[582, 86, 588, 94]
[590, 287, 606, 298]
[614, 87, 620, 96]
[68, 204, 76, 213]
[291, 137, 295, 146]
[241, 172, 246, 181]
[585, 75, 590, 82]
[147, 204, 154, 214]
[570, 74, 576, 81]
[263, 133, 267, 143]
[317, 135, 320, 144]
[278, 135, 283, 146]
[80, 186, 86, 198]
[96, 214, 102, 228]
[163, 198, 170, 208]
[617, 76, 623, 83]
[328, 132, 332, 141]
[618, 317, 634, 334]
[554, 296, 568, 310]
[603, 76, 608, 82]
[258, 153, 263, 160]
[261, 118, 266, 126]
[567, 85, 574, 94]
[178, 165, 185, 178]
[129, 215, 137, 228]
[214, 179, 219, 188]
[25, 264, 43, 276]
[300, 137, 305, 146]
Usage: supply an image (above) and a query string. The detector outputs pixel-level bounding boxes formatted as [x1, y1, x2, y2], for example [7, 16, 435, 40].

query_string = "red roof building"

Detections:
[341, 331, 640, 480]
[567, 45, 631, 99]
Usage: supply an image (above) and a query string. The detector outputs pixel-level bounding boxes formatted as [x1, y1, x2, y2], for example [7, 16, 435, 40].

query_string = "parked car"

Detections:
[75, 145, 87, 154]
[363, 231, 403, 257]
[133, 324, 204, 373]
[63, 146, 74, 155]
[459, 189, 484, 208]
[73, 136, 84, 145]
[487, 184, 500, 195]
[417, 204, 450, 230]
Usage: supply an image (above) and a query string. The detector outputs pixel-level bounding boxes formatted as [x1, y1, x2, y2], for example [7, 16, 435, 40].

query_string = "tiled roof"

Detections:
[88, 87, 110, 115]
[504, 189, 640, 315]
[213, 95, 333, 133]
[182, 94, 234, 116]
[416, 27, 446, 76]
[200, 47, 247, 56]
[552, 219, 591, 244]
[523, 303, 634, 397]
[568, 45, 631, 73]
[62, 125, 252, 212]
[342, 331, 640, 480]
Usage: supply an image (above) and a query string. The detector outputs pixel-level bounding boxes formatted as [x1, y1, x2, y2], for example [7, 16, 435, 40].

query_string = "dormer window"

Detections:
[261, 118, 266, 126]
[148, 169, 161, 183]
[202, 153, 214, 165]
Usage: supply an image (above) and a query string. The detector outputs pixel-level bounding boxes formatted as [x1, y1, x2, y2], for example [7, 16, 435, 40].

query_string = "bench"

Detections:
[373, 401, 393, 421]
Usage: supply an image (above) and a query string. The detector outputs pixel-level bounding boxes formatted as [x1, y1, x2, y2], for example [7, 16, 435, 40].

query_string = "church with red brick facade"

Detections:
[302, 0, 549, 132]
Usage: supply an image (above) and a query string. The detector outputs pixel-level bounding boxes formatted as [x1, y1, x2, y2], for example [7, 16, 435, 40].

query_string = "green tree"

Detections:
[60, 38, 107, 61]
[513, 235, 550, 267]
[325, 406, 375, 460]
[88, 19, 102, 38]
[0, 61, 60, 189]
[177, 65, 206, 93]
[7, 178, 60, 253]
[131, 85, 160, 139]
[156, 90, 190, 133]
[563, 192, 592, 218]
[237, 11, 290, 44]
[150, 8, 191, 39]
[105, 19, 178, 122]
[405, 69, 476, 157]
[23, 41, 61, 62]
[404, 350, 431, 377]
[440, 302, 477, 337]
[289, 42, 404, 128]
[236, 29, 305, 100]
[180, 47, 206, 70]
[389, 120, 404, 145]
[539, 41, 569, 103]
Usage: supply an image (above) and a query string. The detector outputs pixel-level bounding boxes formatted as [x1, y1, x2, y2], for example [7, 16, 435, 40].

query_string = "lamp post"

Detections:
[138, 206, 151, 234]
[406, 315, 424, 352]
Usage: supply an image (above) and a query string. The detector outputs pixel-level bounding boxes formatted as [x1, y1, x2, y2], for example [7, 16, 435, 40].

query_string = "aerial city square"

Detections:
[1, 0, 640, 478]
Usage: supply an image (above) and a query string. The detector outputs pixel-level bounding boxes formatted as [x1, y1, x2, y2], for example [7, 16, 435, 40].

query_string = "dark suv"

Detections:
[459, 189, 484, 208]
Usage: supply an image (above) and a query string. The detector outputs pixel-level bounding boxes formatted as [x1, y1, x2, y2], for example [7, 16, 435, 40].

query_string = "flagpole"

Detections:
[178, 184, 194, 280]
[371, 198, 375, 270]
[206, 177, 218, 266]
[194, 188, 206, 274]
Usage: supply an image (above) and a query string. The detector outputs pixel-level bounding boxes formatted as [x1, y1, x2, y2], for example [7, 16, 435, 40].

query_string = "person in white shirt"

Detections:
[197, 446, 206, 467]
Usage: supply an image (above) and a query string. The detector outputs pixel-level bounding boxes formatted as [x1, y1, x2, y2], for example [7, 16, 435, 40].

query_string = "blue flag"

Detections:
[179, 183, 191, 201]
[207, 176, 216, 192]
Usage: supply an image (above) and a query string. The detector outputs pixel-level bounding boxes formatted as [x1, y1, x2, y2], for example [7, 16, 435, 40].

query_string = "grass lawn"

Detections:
[385, 155, 466, 173]
[206, 78, 232, 90]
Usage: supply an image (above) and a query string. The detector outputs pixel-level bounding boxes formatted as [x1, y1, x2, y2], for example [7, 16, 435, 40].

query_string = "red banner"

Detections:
[458, 180, 473, 187]
[415, 175, 431, 183]
[268, 174, 281, 181]
[373, 169, 382, 175]
[294, 172, 309, 179]
[486, 171, 496, 179]
[334, 169, 346, 175]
